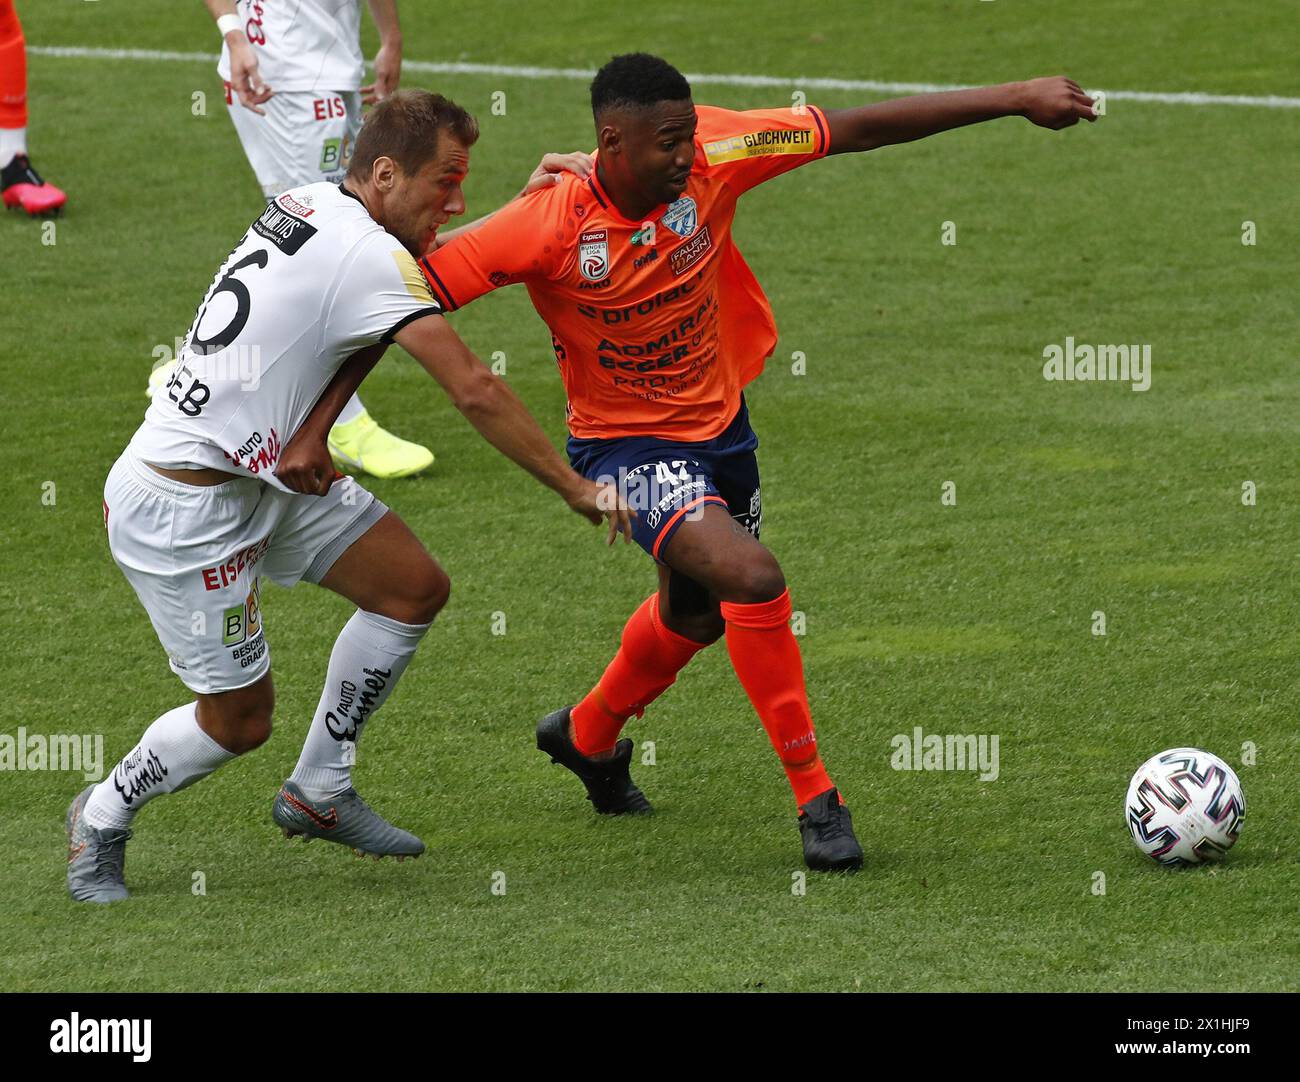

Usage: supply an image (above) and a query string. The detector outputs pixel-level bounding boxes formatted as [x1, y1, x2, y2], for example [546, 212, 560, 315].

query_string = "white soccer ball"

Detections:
[1125, 747, 1245, 866]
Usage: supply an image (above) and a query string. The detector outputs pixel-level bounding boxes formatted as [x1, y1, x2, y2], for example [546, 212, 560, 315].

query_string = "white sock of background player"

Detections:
[0, 126, 26, 169]
[290, 608, 430, 799]
[82, 703, 236, 831]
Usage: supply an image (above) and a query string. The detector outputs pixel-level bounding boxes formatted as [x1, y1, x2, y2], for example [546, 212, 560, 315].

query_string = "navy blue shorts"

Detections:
[567, 399, 761, 563]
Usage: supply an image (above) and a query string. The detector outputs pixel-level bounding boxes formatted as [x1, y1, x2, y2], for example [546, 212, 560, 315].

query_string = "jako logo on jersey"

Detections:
[579, 230, 610, 281]
[661, 196, 697, 238]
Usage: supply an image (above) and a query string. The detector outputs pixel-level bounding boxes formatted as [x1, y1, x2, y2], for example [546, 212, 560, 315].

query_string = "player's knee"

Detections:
[664, 607, 725, 644]
[395, 560, 450, 625]
[199, 679, 274, 755]
[726, 552, 786, 604]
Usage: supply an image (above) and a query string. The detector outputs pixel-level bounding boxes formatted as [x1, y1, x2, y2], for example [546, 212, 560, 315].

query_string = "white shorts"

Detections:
[104, 451, 388, 694]
[224, 86, 362, 197]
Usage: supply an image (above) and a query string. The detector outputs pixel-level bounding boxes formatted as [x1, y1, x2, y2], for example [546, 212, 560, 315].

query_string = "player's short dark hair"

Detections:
[347, 89, 479, 179]
[590, 53, 692, 119]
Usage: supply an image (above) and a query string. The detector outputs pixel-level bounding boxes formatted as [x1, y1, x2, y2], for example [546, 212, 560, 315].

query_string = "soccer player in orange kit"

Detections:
[289, 54, 1096, 871]
[0, 0, 67, 215]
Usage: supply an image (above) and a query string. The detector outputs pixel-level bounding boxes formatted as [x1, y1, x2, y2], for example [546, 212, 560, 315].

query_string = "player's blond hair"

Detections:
[347, 90, 479, 179]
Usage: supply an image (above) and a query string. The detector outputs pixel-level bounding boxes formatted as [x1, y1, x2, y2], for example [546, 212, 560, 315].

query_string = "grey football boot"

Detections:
[65, 785, 131, 903]
[272, 779, 425, 860]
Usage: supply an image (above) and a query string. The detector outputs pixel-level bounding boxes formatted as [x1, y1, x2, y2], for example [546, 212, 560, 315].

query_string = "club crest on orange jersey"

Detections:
[579, 229, 609, 281]
[662, 196, 697, 238]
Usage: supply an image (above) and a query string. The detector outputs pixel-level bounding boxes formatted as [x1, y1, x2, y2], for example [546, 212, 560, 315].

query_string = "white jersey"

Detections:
[130, 182, 443, 492]
[217, 0, 364, 93]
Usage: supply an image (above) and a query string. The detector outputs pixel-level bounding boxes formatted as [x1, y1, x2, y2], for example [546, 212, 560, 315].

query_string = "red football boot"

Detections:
[2, 153, 66, 215]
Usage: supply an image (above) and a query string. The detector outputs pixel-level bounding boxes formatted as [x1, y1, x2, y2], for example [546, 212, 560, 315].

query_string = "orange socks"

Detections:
[0, 0, 26, 131]
[571, 593, 709, 756]
[720, 588, 835, 806]
[571, 587, 838, 808]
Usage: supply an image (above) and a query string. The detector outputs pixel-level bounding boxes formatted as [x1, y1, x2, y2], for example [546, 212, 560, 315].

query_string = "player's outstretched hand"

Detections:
[229, 39, 273, 114]
[519, 152, 594, 198]
[274, 433, 338, 496]
[362, 42, 401, 105]
[1019, 76, 1097, 129]
[565, 477, 636, 546]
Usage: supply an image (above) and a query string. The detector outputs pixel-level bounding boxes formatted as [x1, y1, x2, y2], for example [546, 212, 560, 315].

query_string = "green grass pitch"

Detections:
[1, 1, 1297, 992]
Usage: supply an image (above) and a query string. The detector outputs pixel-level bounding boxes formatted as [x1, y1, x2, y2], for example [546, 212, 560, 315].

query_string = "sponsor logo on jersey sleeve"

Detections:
[252, 201, 318, 256]
[579, 229, 610, 282]
[703, 128, 815, 164]
[391, 249, 439, 305]
[661, 197, 697, 239]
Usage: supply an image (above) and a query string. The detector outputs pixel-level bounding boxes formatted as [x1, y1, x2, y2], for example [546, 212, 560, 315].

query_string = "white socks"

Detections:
[335, 393, 367, 426]
[81, 610, 428, 828]
[0, 127, 26, 169]
[83, 703, 236, 830]
[290, 608, 430, 798]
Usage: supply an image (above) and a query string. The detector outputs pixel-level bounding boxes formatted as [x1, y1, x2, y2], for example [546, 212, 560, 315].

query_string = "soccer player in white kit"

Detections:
[204, 0, 434, 480]
[67, 90, 629, 903]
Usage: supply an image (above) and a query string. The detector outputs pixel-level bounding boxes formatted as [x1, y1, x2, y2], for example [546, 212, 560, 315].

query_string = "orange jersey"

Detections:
[420, 104, 831, 440]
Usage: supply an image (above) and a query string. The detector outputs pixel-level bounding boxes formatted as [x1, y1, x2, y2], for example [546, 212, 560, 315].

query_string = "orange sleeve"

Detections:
[695, 104, 830, 197]
[418, 187, 562, 311]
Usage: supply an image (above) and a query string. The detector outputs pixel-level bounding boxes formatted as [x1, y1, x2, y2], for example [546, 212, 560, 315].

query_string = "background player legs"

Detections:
[0, 0, 66, 215]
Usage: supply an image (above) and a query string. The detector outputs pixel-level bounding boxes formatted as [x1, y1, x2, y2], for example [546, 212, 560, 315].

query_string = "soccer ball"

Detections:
[1125, 747, 1245, 866]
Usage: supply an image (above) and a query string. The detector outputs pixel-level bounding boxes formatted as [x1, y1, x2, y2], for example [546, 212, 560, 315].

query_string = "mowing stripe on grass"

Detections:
[28, 46, 1300, 109]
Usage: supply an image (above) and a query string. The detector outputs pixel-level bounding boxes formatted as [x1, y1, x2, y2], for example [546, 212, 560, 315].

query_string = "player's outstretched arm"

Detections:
[824, 77, 1096, 155]
[429, 152, 592, 250]
[394, 316, 632, 542]
[275, 316, 633, 542]
[205, 0, 272, 113]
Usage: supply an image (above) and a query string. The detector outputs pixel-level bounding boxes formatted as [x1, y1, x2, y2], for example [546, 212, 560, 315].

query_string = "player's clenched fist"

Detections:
[1017, 76, 1098, 129]
[274, 432, 338, 496]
